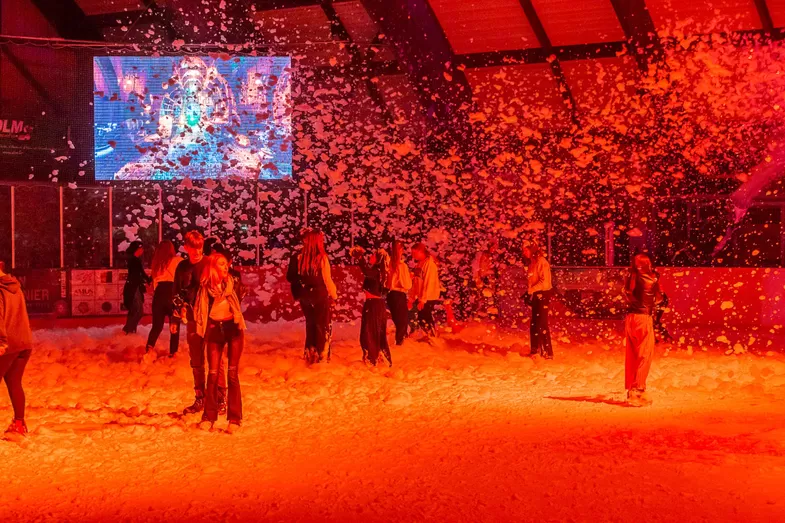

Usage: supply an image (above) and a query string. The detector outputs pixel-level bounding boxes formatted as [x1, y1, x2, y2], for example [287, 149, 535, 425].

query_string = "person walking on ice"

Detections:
[0, 260, 33, 438]
[623, 252, 663, 407]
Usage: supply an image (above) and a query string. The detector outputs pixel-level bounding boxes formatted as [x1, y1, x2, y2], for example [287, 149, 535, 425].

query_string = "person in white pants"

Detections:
[623, 253, 663, 406]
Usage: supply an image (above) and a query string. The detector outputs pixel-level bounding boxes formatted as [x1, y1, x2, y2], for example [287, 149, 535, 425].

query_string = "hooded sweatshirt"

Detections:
[0, 275, 33, 355]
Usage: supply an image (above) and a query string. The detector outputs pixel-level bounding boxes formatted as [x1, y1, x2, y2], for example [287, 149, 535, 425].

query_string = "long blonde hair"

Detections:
[200, 253, 230, 291]
[151, 240, 177, 280]
[299, 230, 327, 276]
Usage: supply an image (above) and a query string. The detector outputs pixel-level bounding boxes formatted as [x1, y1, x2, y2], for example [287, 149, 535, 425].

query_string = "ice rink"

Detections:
[1, 319, 783, 522]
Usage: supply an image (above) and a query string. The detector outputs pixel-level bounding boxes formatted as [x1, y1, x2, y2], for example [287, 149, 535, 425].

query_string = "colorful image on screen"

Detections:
[93, 56, 292, 181]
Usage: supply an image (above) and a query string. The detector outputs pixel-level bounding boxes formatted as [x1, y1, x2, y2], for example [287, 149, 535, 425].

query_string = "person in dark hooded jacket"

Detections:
[0, 261, 33, 436]
[123, 240, 151, 334]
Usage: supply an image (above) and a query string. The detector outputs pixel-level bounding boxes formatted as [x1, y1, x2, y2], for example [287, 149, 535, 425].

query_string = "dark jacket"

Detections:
[173, 255, 210, 314]
[287, 254, 331, 301]
[127, 256, 152, 288]
[0, 275, 33, 355]
[359, 259, 386, 298]
[123, 256, 151, 309]
[286, 252, 303, 300]
[624, 270, 662, 316]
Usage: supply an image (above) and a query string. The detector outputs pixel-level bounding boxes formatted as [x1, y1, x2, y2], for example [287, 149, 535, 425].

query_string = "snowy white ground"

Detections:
[1, 319, 784, 522]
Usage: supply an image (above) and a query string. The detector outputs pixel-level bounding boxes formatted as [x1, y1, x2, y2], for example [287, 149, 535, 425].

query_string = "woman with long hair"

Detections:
[194, 253, 246, 432]
[0, 261, 33, 437]
[145, 240, 183, 357]
[352, 246, 392, 366]
[623, 252, 663, 407]
[386, 240, 412, 346]
[286, 230, 337, 364]
[123, 241, 151, 335]
[522, 239, 553, 359]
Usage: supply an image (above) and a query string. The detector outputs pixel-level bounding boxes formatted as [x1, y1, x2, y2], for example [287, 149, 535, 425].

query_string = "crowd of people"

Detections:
[0, 231, 668, 438]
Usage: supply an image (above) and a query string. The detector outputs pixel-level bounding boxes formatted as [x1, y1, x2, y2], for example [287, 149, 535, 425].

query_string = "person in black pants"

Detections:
[386, 240, 412, 346]
[352, 246, 392, 366]
[194, 252, 247, 433]
[287, 230, 337, 364]
[123, 241, 151, 335]
[523, 240, 553, 359]
[0, 262, 33, 437]
[173, 231, 226, 416]
[408, 243, 442, 339]
[145, 240, 183, 357]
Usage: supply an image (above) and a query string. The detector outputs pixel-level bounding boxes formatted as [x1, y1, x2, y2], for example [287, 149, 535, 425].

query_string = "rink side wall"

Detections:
[14, 266, 783, 328]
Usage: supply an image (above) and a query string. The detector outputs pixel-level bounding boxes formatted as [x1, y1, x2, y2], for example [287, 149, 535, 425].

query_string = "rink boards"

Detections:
[12, 265, 784, 328]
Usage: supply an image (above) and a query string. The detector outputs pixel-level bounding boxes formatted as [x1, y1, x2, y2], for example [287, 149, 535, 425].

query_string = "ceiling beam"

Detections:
[517, 0, 576, 120]
[609, 0, 661, 70]
[30, 0, 104, 41]
[458, 42, 627, 69]
[753, 0, 775, 32]
[359, 0, 474, 150]
[320, 0, 394, 123]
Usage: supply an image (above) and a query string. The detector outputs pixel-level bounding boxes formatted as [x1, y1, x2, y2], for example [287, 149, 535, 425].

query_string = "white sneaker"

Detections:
[142, 350, 157, 365]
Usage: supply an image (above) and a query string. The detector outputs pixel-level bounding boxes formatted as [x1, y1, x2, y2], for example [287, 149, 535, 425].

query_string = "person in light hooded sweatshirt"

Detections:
[623, 252, 663, 407]
[408, 242, 441, 338]
[0, 260, 33, 437]
[386, 240, 412, 346]
[522, 239, 553, 359]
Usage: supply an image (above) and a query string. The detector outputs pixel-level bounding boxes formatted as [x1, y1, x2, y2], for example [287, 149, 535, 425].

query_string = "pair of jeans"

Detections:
[123, 287, 144, 334]
[146, 282, 179, 354]
[299, 295, 331, 360]
[529, 290, 553, 358]
[386, 291, 409, 345]
[0, 350, 31, 420]
[187, 321, 225, 399]
[203, 319, 244, 423]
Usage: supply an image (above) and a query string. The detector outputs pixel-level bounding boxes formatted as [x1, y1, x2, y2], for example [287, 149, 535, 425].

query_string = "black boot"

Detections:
[183, 395, 204, 415]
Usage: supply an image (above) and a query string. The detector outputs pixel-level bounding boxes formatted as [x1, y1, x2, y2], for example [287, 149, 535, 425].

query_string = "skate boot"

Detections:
[5, 419, 28, 437]
[142, 346, 157, 364]
[183, 395, 205, 415]
[627, 389, 645, 407]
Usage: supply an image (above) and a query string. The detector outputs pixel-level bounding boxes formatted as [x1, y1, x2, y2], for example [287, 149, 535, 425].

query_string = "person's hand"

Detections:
[417, 301, 425, 311]
[0, 344, 7, 356]
[407, 300, 414, 310]
[170, 323, 179, 334]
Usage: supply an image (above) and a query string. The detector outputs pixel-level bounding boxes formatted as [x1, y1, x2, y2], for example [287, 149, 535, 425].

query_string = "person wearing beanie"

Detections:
[123, 240, 151, 335]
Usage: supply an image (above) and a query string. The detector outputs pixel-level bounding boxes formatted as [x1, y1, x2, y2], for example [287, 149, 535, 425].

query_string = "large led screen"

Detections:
[93, 56, 292, 180]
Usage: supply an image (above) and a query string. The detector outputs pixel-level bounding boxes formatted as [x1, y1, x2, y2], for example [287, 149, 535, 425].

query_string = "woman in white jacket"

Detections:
[523, 239, 553, 359]
[408, 243, 442, 338]
[386, 240, 412, 345]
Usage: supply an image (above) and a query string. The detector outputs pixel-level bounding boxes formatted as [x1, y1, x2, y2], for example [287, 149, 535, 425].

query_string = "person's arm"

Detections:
[0, 294, 7, 355]
[143, 260, 152, 285]
[528, 258, 549, 294]
[286, 254, 298, 283]
[623, 271, 635, 303]
[173, 262, 186, 300]
[321, 257, 338, 300]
